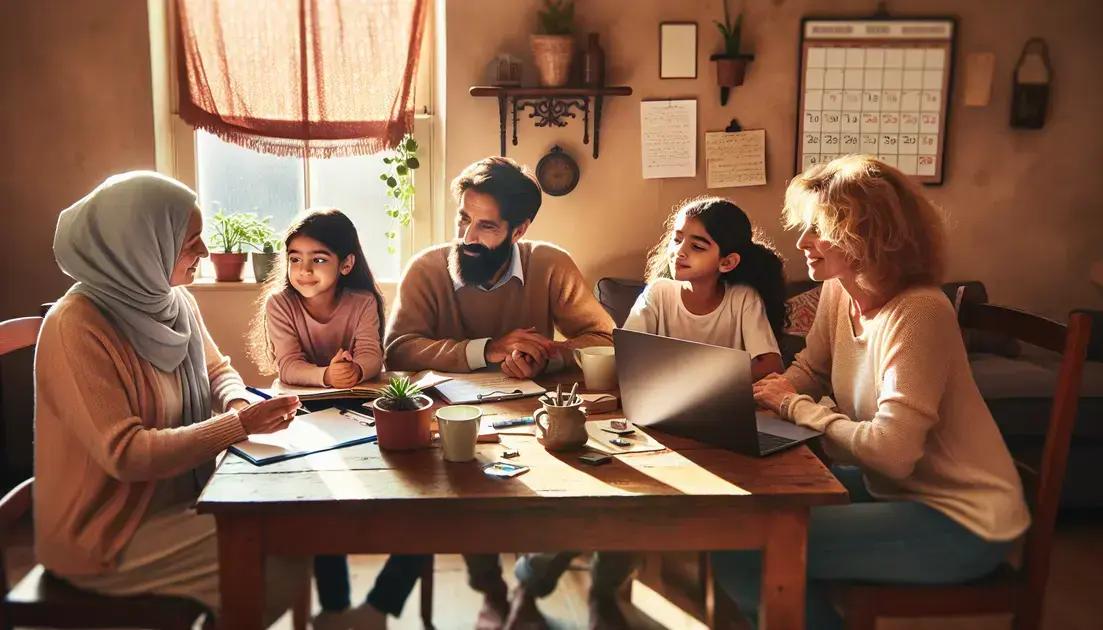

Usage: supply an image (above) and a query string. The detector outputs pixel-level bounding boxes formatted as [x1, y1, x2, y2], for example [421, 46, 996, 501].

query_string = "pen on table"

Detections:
[244, 386, 309, 415]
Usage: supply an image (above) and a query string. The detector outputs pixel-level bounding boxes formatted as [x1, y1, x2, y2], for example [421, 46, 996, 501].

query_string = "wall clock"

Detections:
[535, 145, 580, 196]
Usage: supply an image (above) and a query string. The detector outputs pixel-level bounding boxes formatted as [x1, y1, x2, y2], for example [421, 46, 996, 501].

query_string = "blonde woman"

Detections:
[712, 156, 1030, 629]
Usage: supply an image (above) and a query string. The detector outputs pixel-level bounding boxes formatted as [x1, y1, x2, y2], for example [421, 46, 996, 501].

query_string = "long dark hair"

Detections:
[645, 197, 789, 341]
[248, 208, 386, 375]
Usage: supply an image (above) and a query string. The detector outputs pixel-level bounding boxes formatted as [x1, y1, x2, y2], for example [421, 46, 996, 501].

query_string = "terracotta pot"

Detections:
[373, 394, 434, 450]
[251, 252, 280, 283]
[210, 252, 247, 282]
[530, 34, 575, 87]
[711, 54, 753, 87]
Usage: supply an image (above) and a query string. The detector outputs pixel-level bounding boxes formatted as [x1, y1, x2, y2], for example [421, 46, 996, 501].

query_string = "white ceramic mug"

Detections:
[436, 405, 482, 462]
[573, 346, 617, 391]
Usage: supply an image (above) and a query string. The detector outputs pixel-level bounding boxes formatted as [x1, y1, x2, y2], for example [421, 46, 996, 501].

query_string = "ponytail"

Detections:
[723, 237, 790, 342]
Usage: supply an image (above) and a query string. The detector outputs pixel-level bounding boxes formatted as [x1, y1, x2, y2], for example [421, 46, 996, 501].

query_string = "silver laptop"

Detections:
[613, 329, 821, 456]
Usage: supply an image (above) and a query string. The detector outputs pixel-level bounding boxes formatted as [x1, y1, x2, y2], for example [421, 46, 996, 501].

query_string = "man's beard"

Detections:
[449, 234, 514, 287]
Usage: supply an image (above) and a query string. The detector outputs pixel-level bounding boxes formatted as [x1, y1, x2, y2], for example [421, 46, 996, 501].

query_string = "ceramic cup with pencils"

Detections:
[535, 384, 589, 451]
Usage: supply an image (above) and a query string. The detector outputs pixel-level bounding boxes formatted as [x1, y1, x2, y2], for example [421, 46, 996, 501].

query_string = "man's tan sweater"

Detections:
[785, 279, 1030, 541]
[384, 241, 614, 372]
[34, 291, 249, 575]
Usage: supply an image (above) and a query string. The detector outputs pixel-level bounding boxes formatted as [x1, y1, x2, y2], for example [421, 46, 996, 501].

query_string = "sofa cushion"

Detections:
[970, 344, 1103, 439]
[594, 277, 645, 327]
[784, 286, 821, 337]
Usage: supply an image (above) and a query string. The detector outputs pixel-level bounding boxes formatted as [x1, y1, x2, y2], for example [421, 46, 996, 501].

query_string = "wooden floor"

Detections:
[6, 512, 1102, 629]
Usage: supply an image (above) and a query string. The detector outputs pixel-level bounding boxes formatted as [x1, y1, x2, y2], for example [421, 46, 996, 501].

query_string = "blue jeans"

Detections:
[711, 466, 1013, 630]
[314, 554, 429, 616]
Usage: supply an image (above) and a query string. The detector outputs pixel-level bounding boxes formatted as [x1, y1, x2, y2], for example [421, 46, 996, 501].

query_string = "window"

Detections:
[194, 130, 411, 281]
[148, 0, 438, 283]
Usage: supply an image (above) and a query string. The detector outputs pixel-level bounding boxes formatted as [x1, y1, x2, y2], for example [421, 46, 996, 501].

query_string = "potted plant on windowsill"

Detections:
[251, 219, 282, 283]
[530, 0, 575, 87]
[371, 376, 434, 450]
[208, 210, 267, 282]
[710, 0, 754, 105]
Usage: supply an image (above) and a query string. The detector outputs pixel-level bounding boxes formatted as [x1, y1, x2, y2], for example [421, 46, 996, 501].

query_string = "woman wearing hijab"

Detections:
[35, 171, 307, 623]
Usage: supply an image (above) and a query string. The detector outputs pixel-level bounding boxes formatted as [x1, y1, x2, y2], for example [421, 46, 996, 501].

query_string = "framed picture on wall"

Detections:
[660, 22, 697, 79]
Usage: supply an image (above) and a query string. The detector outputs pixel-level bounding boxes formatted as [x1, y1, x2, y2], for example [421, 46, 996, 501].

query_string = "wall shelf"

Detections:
[469, 86, 633, 159]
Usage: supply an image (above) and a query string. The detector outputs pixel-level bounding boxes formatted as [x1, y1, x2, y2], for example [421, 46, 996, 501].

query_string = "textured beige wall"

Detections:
[444, 0, 1103, 317]
[0, 0, 157, 473]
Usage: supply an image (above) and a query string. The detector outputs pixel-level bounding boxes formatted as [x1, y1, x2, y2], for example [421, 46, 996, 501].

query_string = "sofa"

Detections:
[595, 277, 1103, 508]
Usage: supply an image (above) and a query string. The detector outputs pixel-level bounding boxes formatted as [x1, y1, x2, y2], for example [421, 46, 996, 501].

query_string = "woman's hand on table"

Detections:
[237, 395, 301, 435]
[752, 373, 797, 417]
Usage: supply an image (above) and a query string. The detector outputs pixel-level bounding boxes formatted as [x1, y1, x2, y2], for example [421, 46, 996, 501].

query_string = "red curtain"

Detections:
[175, 0, 427, 158]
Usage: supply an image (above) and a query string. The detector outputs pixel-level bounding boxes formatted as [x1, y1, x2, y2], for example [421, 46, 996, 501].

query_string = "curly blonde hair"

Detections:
[782, 155, 946, 295]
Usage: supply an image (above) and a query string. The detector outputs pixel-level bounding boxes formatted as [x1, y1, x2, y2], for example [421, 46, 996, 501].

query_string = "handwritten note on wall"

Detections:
[705, 129, 766, 188]
[641, 100, 697, 179]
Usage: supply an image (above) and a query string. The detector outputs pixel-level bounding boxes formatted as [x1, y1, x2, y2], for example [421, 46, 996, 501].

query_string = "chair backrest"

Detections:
[955, 292, 1095, 600]
[0, 479, 32, 591]
[0, 318, 42, 358]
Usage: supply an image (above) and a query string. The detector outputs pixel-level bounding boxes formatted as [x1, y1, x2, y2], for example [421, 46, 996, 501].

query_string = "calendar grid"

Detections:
[795, 18, 955, 184]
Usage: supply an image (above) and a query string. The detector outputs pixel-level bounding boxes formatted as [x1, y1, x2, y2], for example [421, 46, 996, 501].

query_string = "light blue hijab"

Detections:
[53, 171, 211, 427]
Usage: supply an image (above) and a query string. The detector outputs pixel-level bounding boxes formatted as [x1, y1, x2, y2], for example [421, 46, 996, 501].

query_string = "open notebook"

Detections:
[269, 370, 452, 401]
[229, 407, 378, 465]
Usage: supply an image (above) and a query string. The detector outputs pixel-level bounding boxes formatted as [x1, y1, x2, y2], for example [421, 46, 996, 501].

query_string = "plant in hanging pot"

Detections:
[251, 227, 282, 283]
[371, 376, 434, 451]
[207, 211, 269, 282]
[530, 0, 575, 87]
[710, 0, 755, 105]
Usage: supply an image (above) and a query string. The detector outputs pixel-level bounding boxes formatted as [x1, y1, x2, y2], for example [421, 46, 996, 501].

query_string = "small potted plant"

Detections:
[710, 0, 755, 105]
[371, 376, 434, 450]
[530, 0, 575, 87]
[207, 211, 268, 282]
[251, 219, 281, 283]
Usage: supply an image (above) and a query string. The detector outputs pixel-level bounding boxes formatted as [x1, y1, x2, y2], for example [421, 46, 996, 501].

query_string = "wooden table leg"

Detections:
[216, 515, 265, 630]
[759, 508, 809, 630]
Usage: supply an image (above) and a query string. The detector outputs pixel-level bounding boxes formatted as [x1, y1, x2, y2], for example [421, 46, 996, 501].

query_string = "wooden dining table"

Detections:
[198, 370, 846, 629]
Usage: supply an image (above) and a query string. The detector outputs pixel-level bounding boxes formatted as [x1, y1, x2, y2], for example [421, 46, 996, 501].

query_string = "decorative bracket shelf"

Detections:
[469, 86, 633, 159]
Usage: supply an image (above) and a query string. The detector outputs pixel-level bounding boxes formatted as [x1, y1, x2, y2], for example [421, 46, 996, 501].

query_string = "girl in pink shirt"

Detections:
[249, 208, 425, 628]
[250, 208, 385, 388]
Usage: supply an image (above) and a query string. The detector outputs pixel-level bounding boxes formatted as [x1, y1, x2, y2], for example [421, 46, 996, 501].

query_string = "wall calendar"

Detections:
[796, 18, 956, 184]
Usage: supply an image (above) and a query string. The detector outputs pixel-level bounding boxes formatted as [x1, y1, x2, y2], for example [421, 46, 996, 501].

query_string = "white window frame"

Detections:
[147, 0, 444, 285]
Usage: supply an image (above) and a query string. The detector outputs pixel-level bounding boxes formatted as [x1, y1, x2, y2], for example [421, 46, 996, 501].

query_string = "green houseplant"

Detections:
[207, 211, 270, 281]
[379, 134, 420, 255]
[251, 223, 282, 283]
[371, 376, 434, 450]
[710, 0, 755, 105]
[530, 0, 575, 87]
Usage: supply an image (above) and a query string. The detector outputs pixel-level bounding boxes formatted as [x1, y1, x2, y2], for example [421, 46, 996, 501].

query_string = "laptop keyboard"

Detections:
[757, 432, 797, 453]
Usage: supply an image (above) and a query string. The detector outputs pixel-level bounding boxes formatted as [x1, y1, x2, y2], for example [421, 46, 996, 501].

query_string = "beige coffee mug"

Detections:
[436, 405, 481, 462]
[534, 400, 589, 451]
[573, 346, 617, 391]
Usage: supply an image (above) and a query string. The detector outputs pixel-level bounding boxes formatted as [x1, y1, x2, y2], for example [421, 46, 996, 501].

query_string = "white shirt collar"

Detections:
[452, 243, 525, 292]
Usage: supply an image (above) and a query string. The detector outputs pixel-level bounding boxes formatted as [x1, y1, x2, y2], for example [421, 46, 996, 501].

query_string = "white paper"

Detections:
[584, 421, 666, 455]
[704, 129, 766, 188]
[431, 371, 546, 404]
[641, 100, 697, 179]
[231, 407, 377, 464]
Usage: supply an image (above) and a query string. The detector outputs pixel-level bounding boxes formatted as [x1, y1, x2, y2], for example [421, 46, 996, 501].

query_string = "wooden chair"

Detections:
[834, 301, 1097, 630]
[0, 314, 311, 629]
